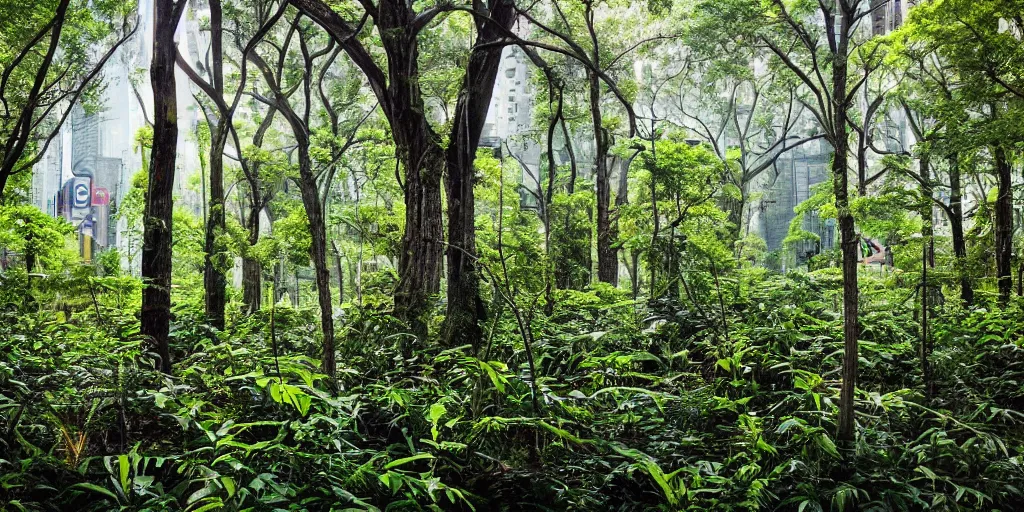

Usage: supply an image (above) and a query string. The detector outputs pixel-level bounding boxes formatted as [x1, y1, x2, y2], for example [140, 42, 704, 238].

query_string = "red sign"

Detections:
[92, 187, 110, 206]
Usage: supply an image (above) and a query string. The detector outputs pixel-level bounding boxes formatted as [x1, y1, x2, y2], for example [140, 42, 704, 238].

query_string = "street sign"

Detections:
[92, 186, 110, 206]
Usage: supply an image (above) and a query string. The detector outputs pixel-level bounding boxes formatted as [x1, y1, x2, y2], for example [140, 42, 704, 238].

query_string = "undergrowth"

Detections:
[1, 268, 1023, 511]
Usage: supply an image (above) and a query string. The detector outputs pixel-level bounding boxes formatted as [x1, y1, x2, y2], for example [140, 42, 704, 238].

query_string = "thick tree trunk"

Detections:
[378, 8, 444, 337]
[143, 0, 184, 375]
[442, 140, 483, 346]
[395, 143, 444, 337]
[441, 0, 514, 348]
[833, 8, 859, 449]
[286, 0, 444, 336]
[993, 146, 1013, 307]
[591, 71, 617, 286]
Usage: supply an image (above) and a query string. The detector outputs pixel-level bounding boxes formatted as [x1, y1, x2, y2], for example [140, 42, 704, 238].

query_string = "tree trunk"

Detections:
[833, 7, 859, 449]
[24, 231, 34, 276]
[857, 129, 868, 197]
[948, 153, 972, 305]
[591, 70, 617, 286]
[297, 143, 336, 379]
[203, 129, 228, 329]
[202, 0, 227, 330]
[920, 239, 933, 397]
[1017, 261, 1023, 297]
[332, 240, 344, 305]
[993, 145, 1013, 307]
[143, 0, 184, 375]
[441, 0, 514, 348]
[240, 108, 276, 316]
[648, 130, 660, 297]
[395, 143, 444, 338]
[377, 8, 444, 338]
[920, 154, 933, 242]
[242, 200, 262, 314]
[726, 182, 747, 244]
[286, 0, 444, 337]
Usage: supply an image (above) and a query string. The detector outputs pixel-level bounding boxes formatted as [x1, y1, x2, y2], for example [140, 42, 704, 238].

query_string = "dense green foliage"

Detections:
[2, 266, 1023, 511]
[3, 0, 1024, 510]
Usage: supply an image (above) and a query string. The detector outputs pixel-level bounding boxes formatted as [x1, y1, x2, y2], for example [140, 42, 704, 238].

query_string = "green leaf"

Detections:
[221, 476, 236, 498]
[152, 392, 170, 409]
[118, 454, 130, 493]
[429, 402, 446, 425]
[776, 418, 804, 434]
[187, 498, 226, 512]
[384, 453, 434, 470]
[67, 482, 120, 503]
[815, 433, 840, 459]
[479, 361, 505, 393]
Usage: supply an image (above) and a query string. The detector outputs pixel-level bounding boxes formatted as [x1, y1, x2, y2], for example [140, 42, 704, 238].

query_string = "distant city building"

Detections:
[30, 0, 205, 267]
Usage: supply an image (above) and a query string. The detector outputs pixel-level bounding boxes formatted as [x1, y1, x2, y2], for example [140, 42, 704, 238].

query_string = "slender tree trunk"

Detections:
[143, 0, 184, 375]
[993, 145, 1013, 307]
[919, 154, 934, 398]
[197, 0, 228, 329]
[648, 131, 660, 297]
[857, 131, 868, 196]
[920, 154, 933, 242]
[332, 240, 344, 305]
[24, 230, 35, 276]
[591, 70, 617, 286]
[296, 142, 336, 379]
[948, 153, 972, 305]
[834, 7, 859, 449]
[203, 129, 228, 329]
[242, 200, 262, 314]
[273, 260, 282, 303]
[240, 108, 276, 316]
[1017, 261, 1023, 297]
[540, 78, 561, 315]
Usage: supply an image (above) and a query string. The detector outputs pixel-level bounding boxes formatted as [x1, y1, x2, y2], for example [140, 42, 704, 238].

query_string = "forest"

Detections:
[1, 0, 1023, 510]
